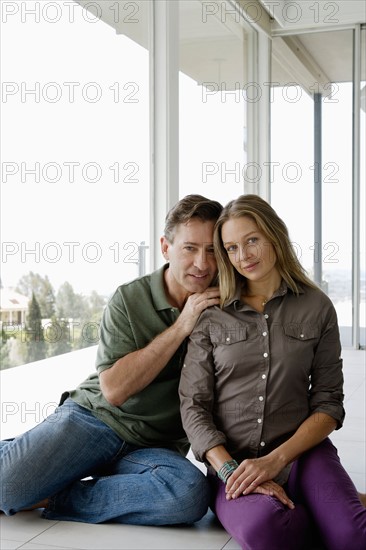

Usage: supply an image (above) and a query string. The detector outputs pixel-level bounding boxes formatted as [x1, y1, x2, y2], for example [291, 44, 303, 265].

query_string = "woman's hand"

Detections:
[233, 480, 295, 509]
[226, 413, 338, 501]
[226, 454, 285, 499]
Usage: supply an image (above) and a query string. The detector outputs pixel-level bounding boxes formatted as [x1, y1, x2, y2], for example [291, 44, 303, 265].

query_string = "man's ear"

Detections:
[160, 236, 169, 260]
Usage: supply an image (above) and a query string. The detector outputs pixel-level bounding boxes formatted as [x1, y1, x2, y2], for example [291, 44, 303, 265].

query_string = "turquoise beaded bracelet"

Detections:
[217, 460, 239, 484]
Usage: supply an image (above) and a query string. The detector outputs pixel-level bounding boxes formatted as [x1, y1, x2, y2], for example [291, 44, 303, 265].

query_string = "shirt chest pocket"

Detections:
[283, 323, 319, 373]
[283, 323, 319, 342]
[210, 324, 248, 346]
[210, 325, 250, 372]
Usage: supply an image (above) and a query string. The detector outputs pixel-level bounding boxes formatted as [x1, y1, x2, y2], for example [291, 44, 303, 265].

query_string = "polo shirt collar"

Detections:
[150, 264, 173, 311]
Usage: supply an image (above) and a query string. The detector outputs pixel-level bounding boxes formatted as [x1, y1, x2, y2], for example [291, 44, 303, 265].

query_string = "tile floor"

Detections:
[1, 348, 365, 549]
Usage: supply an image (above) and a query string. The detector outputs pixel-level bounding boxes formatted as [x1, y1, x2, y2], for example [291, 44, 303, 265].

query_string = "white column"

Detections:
[150, 0, 179, 270]
[256, 31, 271, 201]
[243, 24, 271, 199]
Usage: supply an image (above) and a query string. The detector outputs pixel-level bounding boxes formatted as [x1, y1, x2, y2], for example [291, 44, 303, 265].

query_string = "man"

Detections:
[0, 194, 222, 525]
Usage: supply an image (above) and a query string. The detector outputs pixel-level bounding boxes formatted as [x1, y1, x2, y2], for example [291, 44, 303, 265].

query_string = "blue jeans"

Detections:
[0, 399, 209, 525]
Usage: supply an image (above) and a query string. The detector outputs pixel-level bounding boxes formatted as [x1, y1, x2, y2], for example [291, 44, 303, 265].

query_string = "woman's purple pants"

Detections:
[209, 439, 366, 550]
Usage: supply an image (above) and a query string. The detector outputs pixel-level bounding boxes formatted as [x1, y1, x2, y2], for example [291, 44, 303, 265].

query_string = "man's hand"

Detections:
[175, 287, 220, 337]
[100, 286, 220, 406]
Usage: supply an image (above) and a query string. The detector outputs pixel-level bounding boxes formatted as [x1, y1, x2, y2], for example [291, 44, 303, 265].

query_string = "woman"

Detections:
[179, 195, 366, 550]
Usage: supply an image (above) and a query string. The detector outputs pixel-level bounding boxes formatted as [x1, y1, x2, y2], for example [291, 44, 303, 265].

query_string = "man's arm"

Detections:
[100, 287, 220, 406]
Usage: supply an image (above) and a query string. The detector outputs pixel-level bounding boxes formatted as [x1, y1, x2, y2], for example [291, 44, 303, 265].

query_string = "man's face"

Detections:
[161, 219, 217, 300]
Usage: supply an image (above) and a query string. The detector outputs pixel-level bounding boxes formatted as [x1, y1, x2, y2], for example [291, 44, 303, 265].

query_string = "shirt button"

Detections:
[226, 337, 230, 342]
[264, 314, 269, 319]
[260, 441, 266, 447]
[183, 364, 186, 368]
[263, 352, 268, 358]
[300, 334, 304, 338]
[262, 331, 267, 337]
[262, 374, 266, 379]
[259, 396, 264, 401]
[257, 418, 262, 424]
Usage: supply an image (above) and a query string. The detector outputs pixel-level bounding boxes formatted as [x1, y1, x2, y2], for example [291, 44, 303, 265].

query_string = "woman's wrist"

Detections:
[205, 445, 233, 471]
[217, 459, 239, 483]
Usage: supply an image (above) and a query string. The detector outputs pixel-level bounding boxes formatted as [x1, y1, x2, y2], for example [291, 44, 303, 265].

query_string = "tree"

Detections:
[46, 316, 72, 357]
[16, 272, 55, 318]
[25, 292, 47, 363]
[89, 290, 107, 316]
[56, 281, 88, 320]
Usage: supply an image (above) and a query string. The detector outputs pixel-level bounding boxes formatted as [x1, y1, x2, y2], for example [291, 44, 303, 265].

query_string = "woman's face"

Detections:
[221, 216, 279, 284]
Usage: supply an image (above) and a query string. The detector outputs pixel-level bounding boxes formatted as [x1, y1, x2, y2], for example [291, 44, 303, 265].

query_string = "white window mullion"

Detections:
[352, 24, 361, 349]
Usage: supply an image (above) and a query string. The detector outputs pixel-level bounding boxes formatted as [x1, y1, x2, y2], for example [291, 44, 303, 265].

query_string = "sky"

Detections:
[1, 2, 150, 296]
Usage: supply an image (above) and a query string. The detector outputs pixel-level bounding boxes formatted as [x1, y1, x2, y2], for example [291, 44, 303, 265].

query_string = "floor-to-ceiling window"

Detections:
[270, 83, 315, 279]
[1, 0, 150, 368]
[270, 28, 365, 348]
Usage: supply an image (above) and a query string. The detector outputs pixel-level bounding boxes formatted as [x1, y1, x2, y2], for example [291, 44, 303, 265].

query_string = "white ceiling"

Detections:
[260, 0, 366, 30]
[264, 1, 366, 87]
[271, 28, 366, 95]
[75, 0, 365, 90]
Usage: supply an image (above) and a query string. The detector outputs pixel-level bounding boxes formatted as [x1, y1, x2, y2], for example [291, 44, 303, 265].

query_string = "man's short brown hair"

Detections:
[164, 195, 223, 243]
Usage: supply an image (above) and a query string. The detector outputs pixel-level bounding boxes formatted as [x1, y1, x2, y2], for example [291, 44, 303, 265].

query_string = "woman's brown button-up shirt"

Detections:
[179, 281, 345, 483]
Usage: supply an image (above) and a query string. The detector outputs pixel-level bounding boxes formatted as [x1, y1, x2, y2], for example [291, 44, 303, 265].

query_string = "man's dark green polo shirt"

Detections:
[70, 265, 190, 456]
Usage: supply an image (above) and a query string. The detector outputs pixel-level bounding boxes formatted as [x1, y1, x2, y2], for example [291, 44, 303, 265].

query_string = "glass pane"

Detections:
[1, 1, 150, 368]
[322, 80, 353, 346]
[179, 0, 254, 205]
[270, 85, 315, 274]
[270, 30, 354, 347]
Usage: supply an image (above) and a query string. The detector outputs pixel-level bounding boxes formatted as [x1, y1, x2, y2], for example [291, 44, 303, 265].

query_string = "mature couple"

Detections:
[1, 194, 365, 549]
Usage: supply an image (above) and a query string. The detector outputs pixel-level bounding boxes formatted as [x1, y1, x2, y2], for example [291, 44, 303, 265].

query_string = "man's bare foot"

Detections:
[358, 492, 366, 507]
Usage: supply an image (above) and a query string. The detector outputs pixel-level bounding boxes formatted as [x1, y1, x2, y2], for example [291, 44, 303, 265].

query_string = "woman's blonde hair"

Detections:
[214, 194, 318, 306]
